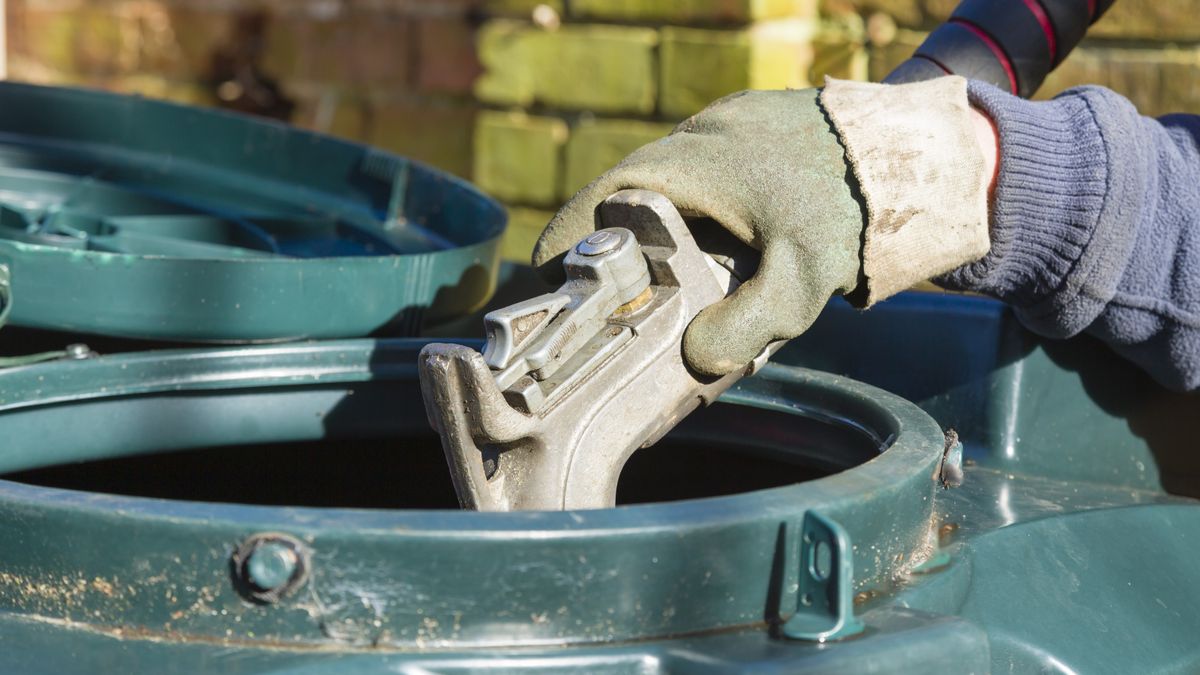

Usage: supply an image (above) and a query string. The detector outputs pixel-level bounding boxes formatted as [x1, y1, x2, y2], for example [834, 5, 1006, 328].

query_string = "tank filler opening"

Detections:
[2, 402, 881, 509]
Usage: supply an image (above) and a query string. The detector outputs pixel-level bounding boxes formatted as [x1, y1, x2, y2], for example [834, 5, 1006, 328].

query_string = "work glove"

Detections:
[534, 77, 990, 377]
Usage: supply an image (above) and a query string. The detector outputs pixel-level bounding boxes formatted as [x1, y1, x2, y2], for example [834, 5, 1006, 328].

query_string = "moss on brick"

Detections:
[1088, 0, 1200, 41]
[473, 110, 568, 206]
[918, 0, 957, 25]
[11, 6, 127, 76]
[563, 118, 676, 199]
[811, 15, 867, 82]
[660, 21, 814, 118]
[474, 20, 538, 107]
[834, 0, 925, 29]
[477, 23, 658, 115]
[11, 9, 79, 75]
[1039, 46, 1200, 117]
[569, 0, 817, 24]
[472, 23, 657, 114]
[501, 206, 556, 262]
[867, 28, 924, 83]
[661, 27, 752, 118]
[541, 25, 658, 114]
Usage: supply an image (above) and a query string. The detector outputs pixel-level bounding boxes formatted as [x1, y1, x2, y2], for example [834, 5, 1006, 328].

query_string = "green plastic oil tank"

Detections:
[0, 82, 504, 341]
[0, 337, 951, 671]
[0, 292, 1198, 673]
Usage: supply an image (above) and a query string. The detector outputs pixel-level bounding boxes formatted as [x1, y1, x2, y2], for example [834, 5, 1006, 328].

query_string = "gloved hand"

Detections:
[534, 77, 990, 377]
[534, 88, 865, 377]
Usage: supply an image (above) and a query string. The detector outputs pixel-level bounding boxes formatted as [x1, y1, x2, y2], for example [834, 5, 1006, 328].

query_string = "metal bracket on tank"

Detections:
[781, 511, 864, 642]
[419, 189, 781, 511]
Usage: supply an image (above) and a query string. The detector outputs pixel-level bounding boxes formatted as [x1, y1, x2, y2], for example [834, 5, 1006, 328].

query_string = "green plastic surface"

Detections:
[0, 290, 1196, 672]
[0, 337, 946, 666]
[0, 82, 505, 341]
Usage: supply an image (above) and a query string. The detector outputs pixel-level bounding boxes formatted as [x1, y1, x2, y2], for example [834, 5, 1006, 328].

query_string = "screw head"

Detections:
[232, 533, 309, 603]
[247, 542, 298, 591]
[64, 343, 94, 360]
[576, 230, 622, 256]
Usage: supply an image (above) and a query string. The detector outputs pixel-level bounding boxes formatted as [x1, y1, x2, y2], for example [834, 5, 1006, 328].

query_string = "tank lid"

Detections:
[0, 82, 505, 342]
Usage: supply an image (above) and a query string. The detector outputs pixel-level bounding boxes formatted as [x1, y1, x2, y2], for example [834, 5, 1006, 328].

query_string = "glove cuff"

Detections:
[820, 76, 990, 306]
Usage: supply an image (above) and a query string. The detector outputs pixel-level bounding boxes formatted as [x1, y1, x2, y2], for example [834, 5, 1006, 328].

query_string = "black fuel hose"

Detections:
[885, 0, 1116, 98]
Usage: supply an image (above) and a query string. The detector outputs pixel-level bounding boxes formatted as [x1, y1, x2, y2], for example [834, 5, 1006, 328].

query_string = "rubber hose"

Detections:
[884, 0, 1115, 98]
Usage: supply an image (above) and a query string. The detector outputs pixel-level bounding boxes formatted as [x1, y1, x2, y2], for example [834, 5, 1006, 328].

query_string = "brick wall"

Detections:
[470, 0, 856, 258]
[6, 0, 484, 177]
[859, 0, 1200, 116]
[5, 0, 1198, 262]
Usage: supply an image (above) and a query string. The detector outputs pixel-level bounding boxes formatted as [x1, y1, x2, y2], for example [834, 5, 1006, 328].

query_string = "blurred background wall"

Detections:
[5, 0, 1199, 262]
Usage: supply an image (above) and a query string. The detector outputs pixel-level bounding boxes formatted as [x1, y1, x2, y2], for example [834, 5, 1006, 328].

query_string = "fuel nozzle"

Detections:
[418, 189, 778, 511]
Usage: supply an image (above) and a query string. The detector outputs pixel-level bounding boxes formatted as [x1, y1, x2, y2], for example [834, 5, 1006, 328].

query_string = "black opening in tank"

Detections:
[2, 402, 881, 509]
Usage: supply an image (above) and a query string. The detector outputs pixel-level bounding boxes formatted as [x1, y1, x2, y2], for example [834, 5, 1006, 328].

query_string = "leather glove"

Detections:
[534, 77, 990, 377]
[534, 88, 865, 377]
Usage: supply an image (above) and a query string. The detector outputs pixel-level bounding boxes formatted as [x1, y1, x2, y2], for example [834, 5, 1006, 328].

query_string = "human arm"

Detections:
[942, 83, 1200, 391]
[535, 76, 1200, 391]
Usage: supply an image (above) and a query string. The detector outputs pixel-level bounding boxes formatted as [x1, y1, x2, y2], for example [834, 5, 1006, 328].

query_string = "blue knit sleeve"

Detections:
[937, 82, 1200, 391]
